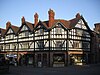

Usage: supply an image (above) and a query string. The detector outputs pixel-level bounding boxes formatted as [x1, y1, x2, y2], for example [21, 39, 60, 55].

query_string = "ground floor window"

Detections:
[18, 54, 34, 66]
[53, 54, 65, 67]
[70, 54, 87, 65]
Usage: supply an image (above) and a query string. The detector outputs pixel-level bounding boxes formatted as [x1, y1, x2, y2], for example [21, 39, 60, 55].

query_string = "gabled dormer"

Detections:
[18, 16, 33, 38]
[70, 13, 91, 31]
[34, 20, 49, 36]
[5, 22, 15, 40]
[34, 20, 48, 30]
[6, 28, 14, 34]
[75, 19, 87, 29]
[4, 21, 19, 40]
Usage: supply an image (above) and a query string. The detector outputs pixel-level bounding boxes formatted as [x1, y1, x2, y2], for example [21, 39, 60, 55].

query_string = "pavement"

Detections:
[0, 64, 100, 75]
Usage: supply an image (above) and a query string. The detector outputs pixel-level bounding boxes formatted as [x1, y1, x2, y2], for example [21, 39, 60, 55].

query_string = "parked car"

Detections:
[0, 54, 9, 73]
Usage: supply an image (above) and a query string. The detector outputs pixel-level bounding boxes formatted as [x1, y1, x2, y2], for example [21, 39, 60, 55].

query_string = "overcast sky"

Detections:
[0, 0, 100, 30]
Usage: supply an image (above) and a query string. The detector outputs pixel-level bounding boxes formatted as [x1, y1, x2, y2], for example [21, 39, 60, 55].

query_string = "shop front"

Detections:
[18, 52, 34, 66]
[68, 51, 88, 65]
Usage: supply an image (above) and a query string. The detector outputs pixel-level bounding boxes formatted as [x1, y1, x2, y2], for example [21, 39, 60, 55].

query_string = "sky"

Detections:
[0, 0, 100, 30]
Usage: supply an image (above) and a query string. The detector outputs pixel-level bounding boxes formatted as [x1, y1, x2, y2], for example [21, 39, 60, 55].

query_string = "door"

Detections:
[42, 53, 47, 67]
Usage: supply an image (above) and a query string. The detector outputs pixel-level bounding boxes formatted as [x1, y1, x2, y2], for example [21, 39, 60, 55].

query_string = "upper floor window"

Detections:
[22, 43, 29, 49]
[55, 23, 62, 34]
[19, 31, 30, 37]
[0, 36, 1, 42]
[35, 29, 44, 36]
[73, 41, 79, 48]
[75, 19, 87, 30]
[56, 28, 62, 34]
[25, 32, 29, 37]
[11, 44, 16, 49]
[21, 25, 28, 31]
[35, 41, 44, 50]
[40, 29, 44, 34]
[38, 41, 44, 49]
[0, 46, 3, 50]
[6, 45, 10, 49]
[82, 42, 90, 48]
[75, 29, 90, 37]
[55, 41, 62, 48]
[7, 28, 13, 34]
[76, 29, 83, 36]
[6, 34, 14, 40]
[82, 31, 90, 37]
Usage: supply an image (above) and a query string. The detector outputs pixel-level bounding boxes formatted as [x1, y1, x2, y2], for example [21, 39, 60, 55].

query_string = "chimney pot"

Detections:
[21, 16, 25, 24]
[76, 13, 81, 18]
[48, 9, 55, 27]
[6, 21, 11, 29]
[34, 13, 38, 27]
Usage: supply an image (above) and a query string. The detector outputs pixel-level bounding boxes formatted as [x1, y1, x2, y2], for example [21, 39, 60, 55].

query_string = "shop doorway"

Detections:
[37, 53, 48, 67]
[42, 53, 47, 67]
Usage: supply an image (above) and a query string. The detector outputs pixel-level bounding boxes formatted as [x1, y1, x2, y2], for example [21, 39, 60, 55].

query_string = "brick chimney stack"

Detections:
[6, 21, 11, 29]
[34, 13, 38, 27]
[21, 16, 25, 24]
[76, 13, 81, 18]
[48, 9, 55, 27]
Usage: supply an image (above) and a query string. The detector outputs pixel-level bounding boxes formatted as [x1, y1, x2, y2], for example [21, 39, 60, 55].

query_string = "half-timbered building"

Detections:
[0, 9, 92, 67]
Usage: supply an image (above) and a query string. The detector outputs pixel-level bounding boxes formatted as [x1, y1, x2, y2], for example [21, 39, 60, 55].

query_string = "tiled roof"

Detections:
[18, 21, 34, 33]
[69, 18, 80, 28]
[40, 21, 49, 29]
[35, 13, 82, 29]
[4, 24, 19, 35]
[25, 21, 34, 31]
[0, 28, 6, 37]
[40, 18, 81, 29]
[11, 25, 19, 34]
[1, 12, 90, 36]
[54, 19, 70, 28]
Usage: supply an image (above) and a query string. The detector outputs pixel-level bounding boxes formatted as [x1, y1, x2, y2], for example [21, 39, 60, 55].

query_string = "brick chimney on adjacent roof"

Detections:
[21, 16, 25, 24]
[34, 13, 38, 27]
[94, 23, 100, 33]
[48, 9, 55, 27]
[6, 21, 11, 29]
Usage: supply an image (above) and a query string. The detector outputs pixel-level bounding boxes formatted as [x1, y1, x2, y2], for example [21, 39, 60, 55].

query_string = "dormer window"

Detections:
[56, 28, 62, 34]
[6, 34, 14, 40]
[25, 32, 29, 37]
[73, 41, 79, 48]
[55, 41, 62, 48]
[40, 29, 44, 34]
[76, 29, 82, 36]
[38, 41, 44, 49]
[21, 25, 28, 31]
[55, 23, 62, 34]
[7, 28, 13, 34]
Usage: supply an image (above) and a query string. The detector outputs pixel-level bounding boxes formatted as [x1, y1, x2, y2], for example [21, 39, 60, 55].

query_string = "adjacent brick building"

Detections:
[91, 23, 100, 63]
